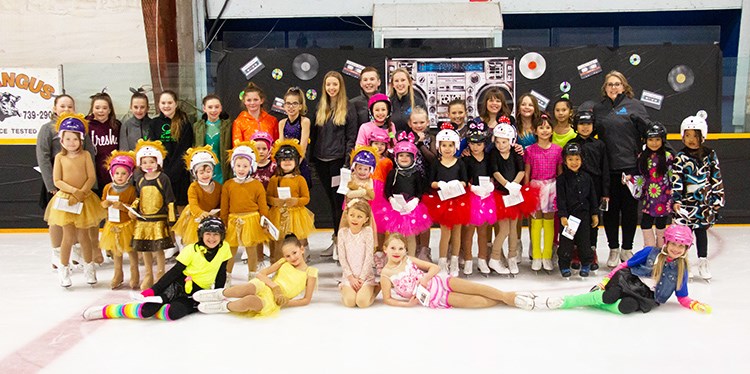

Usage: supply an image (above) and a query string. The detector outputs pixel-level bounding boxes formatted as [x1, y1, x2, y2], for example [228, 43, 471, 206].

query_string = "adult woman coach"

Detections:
[592, 71, 650, 268]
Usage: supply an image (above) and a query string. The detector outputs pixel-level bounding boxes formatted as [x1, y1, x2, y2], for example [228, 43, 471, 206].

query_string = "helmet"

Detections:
[368, 127, 390, 145]
[350, 146, 378, 170]
[197, 216, 226, 248]
[393, 131, 418, 159]
[562, 142, 583, 158]
[466, 117, 488, 143]
[183, 145, 218, 174]
[251, 131, 274, 148]
[56, 113, 88, 140]
[367, 93, 391, 119]
[435, 123, 460, 151]
[134, 139, 167, 167]
[493, 123, 517, 146]
[663, 224, 693, 247]
[644, 121, 667, 140]
[105, 150, 136, 181]
[271, 138, 303, 164]
[680, 110, 708, 140]
[573, 110, 597, 135]
[228, 142, 258, 175]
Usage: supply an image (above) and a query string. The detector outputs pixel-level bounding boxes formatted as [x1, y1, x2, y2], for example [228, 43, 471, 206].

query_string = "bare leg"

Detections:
[60, 225, 76, 266]
[507, 218, 518, 259]
[340, 286, 357, 307]
[76, 228, 93, 263]
[49, 224, 63, 247]
[112, 254, 124, 289]
[447, 293, 499, 308]
[227, 295, 263, 313]
[448, 277, 517, 305]
[247, 245, 259, 273]
[227, 246, 238, 274]
[449, 225, 462, 257]
[271, 240, 283, 263]
[256, 243, 265, 263]
[141, 252, 154, 290]
[406, 235, 417, 257]
[439, 225, 451, 258]
[89, 226, 102, 264]
[126, 251, 140, 289]
[418, 229, 430, 249]
[492, 220, 510, 260]
[355, 284, 377, 308]
[223, 282, 257, 298]
[476, 224, 488, 261]
[461, 225, 476, 261]
[155, 250, 165, 279]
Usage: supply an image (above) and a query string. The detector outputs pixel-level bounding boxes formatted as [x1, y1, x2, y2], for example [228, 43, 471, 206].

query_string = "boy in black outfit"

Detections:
[570, 111, 608, 271]
[556, 142, 600, 278]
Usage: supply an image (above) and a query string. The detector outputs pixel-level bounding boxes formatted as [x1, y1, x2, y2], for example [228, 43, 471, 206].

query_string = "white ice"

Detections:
[0, 227, 748, 373]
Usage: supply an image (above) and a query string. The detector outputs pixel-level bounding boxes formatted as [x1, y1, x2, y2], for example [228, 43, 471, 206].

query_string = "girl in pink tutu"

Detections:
[422, 123, 470, 277]
[369, 128, 393, 253]
[372, 131, 431, 257]
[459, 119, 497, 276]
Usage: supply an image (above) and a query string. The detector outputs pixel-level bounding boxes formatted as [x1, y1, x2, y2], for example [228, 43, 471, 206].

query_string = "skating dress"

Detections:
[247, 260, 318, 317]
[389, 258, 452, 309]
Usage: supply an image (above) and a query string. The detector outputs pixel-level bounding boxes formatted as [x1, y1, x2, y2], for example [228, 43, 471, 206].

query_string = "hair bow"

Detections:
[347, 198, 362, 209]
[498, 115, 511, 125]
[396, 131, 415, 143]
[468, 119, 485, 131]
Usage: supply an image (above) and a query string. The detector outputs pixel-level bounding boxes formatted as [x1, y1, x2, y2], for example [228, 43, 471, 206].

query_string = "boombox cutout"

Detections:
[386, 57, 516, 128]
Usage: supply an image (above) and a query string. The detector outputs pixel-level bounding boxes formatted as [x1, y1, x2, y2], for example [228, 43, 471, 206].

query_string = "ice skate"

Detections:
[438, 257, 449, 274]
[542, 259, 554, 272]
[698, 258, 712, 281]
[164, 246, 178, 260]
[111, 267, 123, 289]
[560, 268, 571, 279]
[58, 264, 72, 288]
[463, 260, 473, 276]
[507, 258, 519, 275]
[449, 256, 460, 277]
[192, 288, 226, 302]
[241, 248, 248, 264]
[544, 297, 564, 310]
[606, 248, 620, 268]
[488, 258, 510, 275]
[579, 264, 590, 278]
[84, 262, 97, 285]
[531, 259, 542, 272]
[197, 300, 230, 314]
[476, 259, 490, 276]
[514, 293, 536, 310]
[620, 249, 633, 262]
[51, 247, 61, 270]
[82, 305, 105, 320]
[591, 248, 600, 271]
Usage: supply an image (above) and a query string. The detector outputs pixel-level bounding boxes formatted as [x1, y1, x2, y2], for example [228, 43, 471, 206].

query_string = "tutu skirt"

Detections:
[468, 189, 499, 226]
[421, 189, 470, 229]
[172, 207, 201, 245]
[268, 206, 315, 240]
[226, 212, 271, 247]
[530, 179, 557, 213]
[494, 184, 542, 220]
[371, 195, 432, 236]
[132, 220, 174, 252]
[44, 192, 106, 228]
[100, 220, 135, 255]
[243, 278, 280, 318]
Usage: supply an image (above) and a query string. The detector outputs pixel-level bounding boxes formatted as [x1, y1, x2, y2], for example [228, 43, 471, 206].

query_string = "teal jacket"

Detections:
[193, 114, 233, 181]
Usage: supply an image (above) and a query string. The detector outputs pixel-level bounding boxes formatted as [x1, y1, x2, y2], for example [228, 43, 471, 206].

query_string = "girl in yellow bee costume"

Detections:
[221, 141, 271, 286]
[172, 146, 222, 247]
[99, 150, 139, 289]
[130, 139, 176, 290]
[266, 139, 316, 262]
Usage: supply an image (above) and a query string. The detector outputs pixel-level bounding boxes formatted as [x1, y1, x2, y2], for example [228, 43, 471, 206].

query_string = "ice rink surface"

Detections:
[0, 227, 748, 373]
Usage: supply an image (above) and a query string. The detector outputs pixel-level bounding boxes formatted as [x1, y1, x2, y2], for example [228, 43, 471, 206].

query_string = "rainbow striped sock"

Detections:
[103, 303, 144, 319]
[154, 305, 172, 321]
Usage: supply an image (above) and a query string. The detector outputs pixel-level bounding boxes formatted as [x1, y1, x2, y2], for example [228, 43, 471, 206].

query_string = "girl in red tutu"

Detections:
[422, 123, 470, 276]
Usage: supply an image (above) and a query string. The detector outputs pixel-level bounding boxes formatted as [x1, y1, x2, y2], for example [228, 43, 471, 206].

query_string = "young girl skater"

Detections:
[460, 119, 498, 275]
[338, 199, 378, 308]
[250, 131, 277, 188]
[380, 233, 535, 309]
[407, 107, 437, 262]
[551, 97, 577, 148]
[672, 111, 725, 280]
[356, 93, 395, 146]
[193, 94, 232, 183]
[266, 139, 315, 263]
[192, 234, 317, 316]
[515, 93, 541, 149]
[524, 114, 563, 272]
[221, 141, 271, 285]
[422, 124, 470, 276]
[119, 91, 150, 151]
[346, 145, 378, 206]
[278, 87, 312, 186]
[131, 139, 176, 290]
[233, 82, 279, 145]
[100, 150, 139, 289]
[87, 92, 121, 194]
[636, 122, 673, 249]
[448, 99, 469, 157]
[488, 124, 538, 276]
[373, 132, 431, 257]
[83, 216, 232, 321]
[44, 114, 107, 287]
[172, 146, 222, 247]
[542, 224, 711, 315]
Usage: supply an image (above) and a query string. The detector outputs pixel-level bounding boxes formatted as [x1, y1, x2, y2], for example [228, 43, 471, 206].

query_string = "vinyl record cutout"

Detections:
[629, 54, 641, 66]
[519, 52, 546, 80]
[560, 81, 571, 93]
[271, 68, 283, 80]
[306, 89, 317, 101]
[293, 53, 319, 81]
[668, 65, 694, 92]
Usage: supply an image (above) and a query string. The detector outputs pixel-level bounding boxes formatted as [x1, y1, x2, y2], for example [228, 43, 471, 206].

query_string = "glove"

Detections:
[470, 184, 484, 196]
[402, 198, 419, 214]
[141, 288, 155, 297]
[690, 300, 712, 314]
[272, 285, 288, 306]
[389, 197, 405, 212]
[437, 181, 448, 190]
[505, 182, 522, 195]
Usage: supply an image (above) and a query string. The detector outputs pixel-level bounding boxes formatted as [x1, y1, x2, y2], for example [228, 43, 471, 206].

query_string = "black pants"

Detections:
[604, 172, 638, 250]
[591, 174, 604, 248]
[640, 214, 669, 230]
[559, 214, 592, 269]
[314, 158, 345, 236]
[140, 298, 196, 320]
[694, 227, 708, 258]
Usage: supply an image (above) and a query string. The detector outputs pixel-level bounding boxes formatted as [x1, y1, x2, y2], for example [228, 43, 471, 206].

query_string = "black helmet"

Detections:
[562, 142, 583, 158]
[466, 117, 489, 143]
[644, 121, 667, 141]
[197, 216, 226, 248]
[275, 145, 300, 161]
[573, 110, 595, 129]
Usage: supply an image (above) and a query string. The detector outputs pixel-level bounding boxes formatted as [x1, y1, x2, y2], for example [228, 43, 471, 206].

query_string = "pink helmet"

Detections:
[367, 93, 391, 116]
[368, 127, 390, 145]
[251, 131, 274, 147]
[393, 131, 418, 158]
[663, 224, 693, 247]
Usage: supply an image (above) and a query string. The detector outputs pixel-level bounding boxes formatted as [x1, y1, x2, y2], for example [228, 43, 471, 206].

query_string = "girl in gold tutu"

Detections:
[266, 139, 316, 262]
[44, 113, 107, 287]
[192, 233, 317, 317]
[221, 141, 271, 286]
[130, 139, 176, 290]
[100, 150, 139, 289]
[172, 146, 222, 247]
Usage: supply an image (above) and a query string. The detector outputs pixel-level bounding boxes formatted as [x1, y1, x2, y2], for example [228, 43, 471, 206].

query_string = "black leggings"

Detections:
[141, 298, 196, 321]
[694, 227, 708, 258]
[314, 158, 345, 236]
[640, 214, 668, 230]
[604, 172, 639, 250]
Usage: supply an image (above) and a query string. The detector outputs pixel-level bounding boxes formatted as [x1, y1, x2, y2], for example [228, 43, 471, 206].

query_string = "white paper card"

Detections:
[562, 215, 581, 240]
[437, 181, 466, 201]
[277, 187, 292, 200]
[260, 215, 280, 241]
[335, 168, 351, 193]
[124, 204, 145, 220]
[414, 284, 431, 307]
[478, 176, 493, 191]
[502, 192, 524, 207]
[54, 197, 83, 214]
[107, 195, 120, 223]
